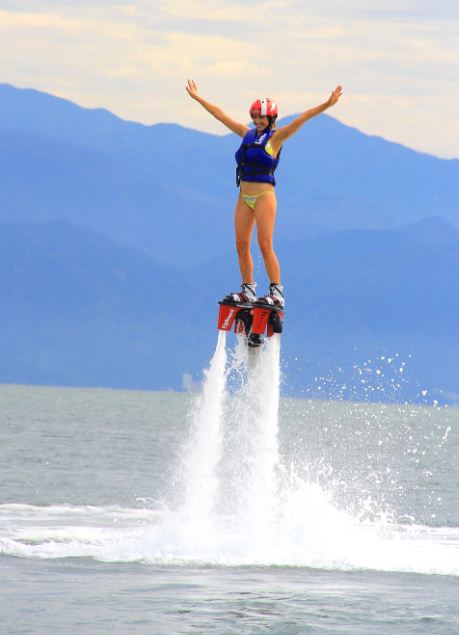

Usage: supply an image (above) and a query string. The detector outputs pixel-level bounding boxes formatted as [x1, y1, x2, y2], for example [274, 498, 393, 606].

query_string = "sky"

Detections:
[0, 0, 458, 158]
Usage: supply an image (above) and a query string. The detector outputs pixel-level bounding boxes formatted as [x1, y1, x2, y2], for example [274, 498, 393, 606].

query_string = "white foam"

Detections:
[1, 501, 458, 575]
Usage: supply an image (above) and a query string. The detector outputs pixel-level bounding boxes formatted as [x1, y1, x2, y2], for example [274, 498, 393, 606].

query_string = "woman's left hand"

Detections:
[327, 85, 343, 107]
[186, 79, 200, 100]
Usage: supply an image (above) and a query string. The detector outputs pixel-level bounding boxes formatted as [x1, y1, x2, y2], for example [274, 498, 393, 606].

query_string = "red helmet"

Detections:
[250, 97, 278, 117]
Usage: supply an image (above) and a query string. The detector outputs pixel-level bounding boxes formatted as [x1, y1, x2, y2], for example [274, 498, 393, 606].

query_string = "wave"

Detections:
[1, 502, 458, 576]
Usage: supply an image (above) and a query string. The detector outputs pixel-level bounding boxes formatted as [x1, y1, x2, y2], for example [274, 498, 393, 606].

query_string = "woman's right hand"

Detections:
[186, 79, 199, 100]
[184, 80, 248, 136]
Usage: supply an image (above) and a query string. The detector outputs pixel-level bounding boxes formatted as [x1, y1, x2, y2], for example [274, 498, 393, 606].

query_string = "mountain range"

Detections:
[0, 83, 458, 402]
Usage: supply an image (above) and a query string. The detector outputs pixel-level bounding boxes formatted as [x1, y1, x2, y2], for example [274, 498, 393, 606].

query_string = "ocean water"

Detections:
[1, 334, 458, 634]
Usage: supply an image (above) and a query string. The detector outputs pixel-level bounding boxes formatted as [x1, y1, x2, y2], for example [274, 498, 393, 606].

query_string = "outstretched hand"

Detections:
[186, 79, 199, 100]
[328, 85, 343, 107]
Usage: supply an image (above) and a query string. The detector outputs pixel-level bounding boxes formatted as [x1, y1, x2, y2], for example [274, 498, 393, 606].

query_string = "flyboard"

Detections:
[217, 294, 284, 347]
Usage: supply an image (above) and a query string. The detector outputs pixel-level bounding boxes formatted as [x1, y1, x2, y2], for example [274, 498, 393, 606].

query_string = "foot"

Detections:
[258, 283, 285, 308]
[223, 282, 257, 305]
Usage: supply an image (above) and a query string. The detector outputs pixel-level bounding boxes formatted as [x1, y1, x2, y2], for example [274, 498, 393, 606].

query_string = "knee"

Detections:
[258, 237, 274, 258]
[236, 237, 251, 256]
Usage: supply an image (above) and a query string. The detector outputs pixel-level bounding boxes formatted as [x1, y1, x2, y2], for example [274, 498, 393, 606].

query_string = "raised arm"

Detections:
[186, 79, 249, 138]
[271, 85, 342, 150]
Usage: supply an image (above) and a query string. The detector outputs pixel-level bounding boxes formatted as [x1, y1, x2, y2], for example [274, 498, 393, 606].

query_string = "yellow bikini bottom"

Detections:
[240, 190, 275, 211]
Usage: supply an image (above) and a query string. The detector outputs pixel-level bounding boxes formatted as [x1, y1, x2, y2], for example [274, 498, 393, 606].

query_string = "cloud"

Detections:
[155, 0, 244, 21]
[0, 1, 457, 157]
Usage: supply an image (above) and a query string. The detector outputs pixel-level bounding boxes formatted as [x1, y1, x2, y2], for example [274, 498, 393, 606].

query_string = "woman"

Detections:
[186, 79, 342, 308]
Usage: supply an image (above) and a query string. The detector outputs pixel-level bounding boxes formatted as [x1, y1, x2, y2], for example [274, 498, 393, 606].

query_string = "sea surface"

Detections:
[1, 338, 458, 634]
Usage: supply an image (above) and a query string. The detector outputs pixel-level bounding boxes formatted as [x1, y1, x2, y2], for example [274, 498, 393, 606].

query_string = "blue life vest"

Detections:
[235, 128, 281, 187]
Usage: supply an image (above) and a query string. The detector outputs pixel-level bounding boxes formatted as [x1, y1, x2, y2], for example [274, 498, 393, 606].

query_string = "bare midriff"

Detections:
[239, 181, 275, 196]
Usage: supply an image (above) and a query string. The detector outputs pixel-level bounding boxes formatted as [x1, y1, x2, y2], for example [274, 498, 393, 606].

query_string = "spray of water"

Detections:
[2, 333, 458, 575]
[180, 331, 227, 539]
[156, 332, 458, 572]
[239, 336, 281, 536]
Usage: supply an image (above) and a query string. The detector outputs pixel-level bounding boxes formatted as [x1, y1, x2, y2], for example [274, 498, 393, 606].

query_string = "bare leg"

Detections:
[254, 193, 280, 283]
[234, 196, 256, 283]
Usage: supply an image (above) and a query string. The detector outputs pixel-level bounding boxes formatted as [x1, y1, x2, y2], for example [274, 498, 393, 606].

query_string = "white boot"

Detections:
[268, 283, 285, 308]
[230, 282, 257, 304]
